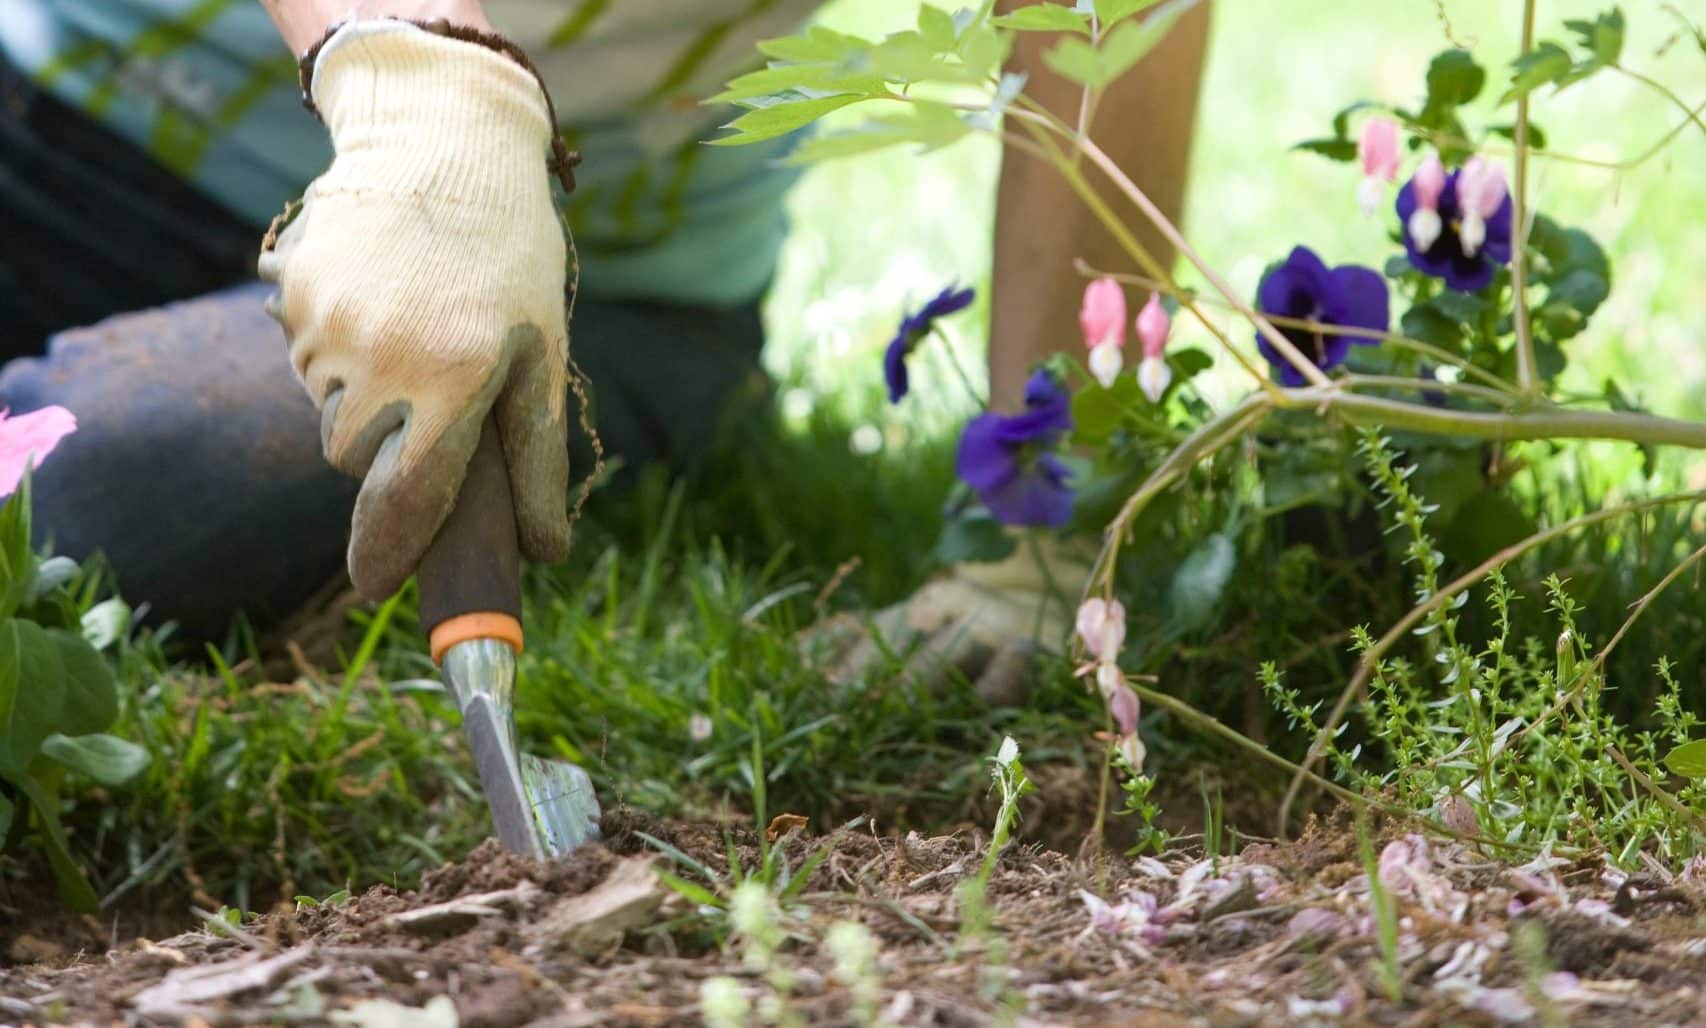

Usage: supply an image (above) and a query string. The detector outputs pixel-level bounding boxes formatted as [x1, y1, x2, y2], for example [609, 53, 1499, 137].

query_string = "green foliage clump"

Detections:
[1264, 431, 1705, 865]
[0, 477, 147, 910]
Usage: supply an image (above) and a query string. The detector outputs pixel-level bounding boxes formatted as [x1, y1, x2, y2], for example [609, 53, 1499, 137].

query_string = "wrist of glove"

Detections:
[260, 19, 576, 601]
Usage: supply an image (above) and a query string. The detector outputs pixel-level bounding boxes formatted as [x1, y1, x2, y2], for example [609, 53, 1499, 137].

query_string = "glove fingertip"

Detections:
[513, 463, 573, 565]
[347, 414, 481, 603]
[347, 538, 411, 604]
[494, 377, 573, 567]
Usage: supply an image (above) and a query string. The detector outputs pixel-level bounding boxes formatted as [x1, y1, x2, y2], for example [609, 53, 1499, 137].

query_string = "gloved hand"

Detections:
[259, 20, 572, 600]
[811, 538, 1094, 706]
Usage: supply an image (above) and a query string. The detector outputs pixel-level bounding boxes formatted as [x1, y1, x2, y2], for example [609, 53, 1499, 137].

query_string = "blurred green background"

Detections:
[763, 0, 1706, 480]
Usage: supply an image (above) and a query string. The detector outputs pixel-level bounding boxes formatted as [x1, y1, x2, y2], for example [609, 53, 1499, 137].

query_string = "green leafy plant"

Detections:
[0, 475, 148, 910]
[712, 0, 1705, 861]
[1264, 430, 1706, 864]
[1113, 754, 1168, 856]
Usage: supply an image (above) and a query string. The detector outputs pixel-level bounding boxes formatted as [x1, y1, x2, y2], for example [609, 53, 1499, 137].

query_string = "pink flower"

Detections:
[1109, 681, 1140, 737]
[1095, 660, 1124, 697]
[1137, 358, 1170, 404]
[1377, 834, 1431, 893]
[1076, 597, 1126, 662]
[1681, 853, 1706, 884]
[0, 406, 77, 497]
[1080, 278, 1126, 351]
[1136, 294, 1170, 359]
[1412, 151, 1447, 206]
[1117, 731, 1147, 771]
[1356, 116, 1401, 216]
[1081, 279, 1128, 388]
[1088, 340, 1124, 389]
[1080, 888, 1160, 941]
[1454, 156, 1509, 258]
[1135, 294, 1172, 403]
[1407, 151, 1447, 251]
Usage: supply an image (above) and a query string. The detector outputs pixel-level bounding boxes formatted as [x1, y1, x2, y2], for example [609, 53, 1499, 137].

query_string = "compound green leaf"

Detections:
[1501, 42, 1574, 104]
[993, 4, 1092, 33]
[711, 94, 866, 146]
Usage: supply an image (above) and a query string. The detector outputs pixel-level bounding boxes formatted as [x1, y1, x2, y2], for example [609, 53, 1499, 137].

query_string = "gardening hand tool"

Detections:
[417, 415, 600, 859]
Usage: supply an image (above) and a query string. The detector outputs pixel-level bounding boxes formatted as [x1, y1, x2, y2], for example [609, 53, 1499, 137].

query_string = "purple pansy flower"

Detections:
[956, 369, 1074, 527]
[1255, 246, 1390, 387]
[884, 284, 976, 403]
[1396, 166, 1513, 293]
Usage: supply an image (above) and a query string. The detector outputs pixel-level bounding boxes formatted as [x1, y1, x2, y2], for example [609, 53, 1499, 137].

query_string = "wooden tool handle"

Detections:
[418, 415, 523, 660]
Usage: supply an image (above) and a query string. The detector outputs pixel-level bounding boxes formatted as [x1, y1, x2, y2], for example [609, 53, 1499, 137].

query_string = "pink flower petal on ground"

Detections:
[1541, 972, 1584, 1002]
[0, 406, 77, 497]
[1079, 278, 1127, 351]
[1681, 853, 1706, 884]
[1136, 293, 1171, 359]
[1080, 888, 1159, 939]
[1358, 116, 1402, 181]
[1468, 987, 1535, 1024]
[1286, 907, 1350, 945]
[1378, 835, 1425, 892]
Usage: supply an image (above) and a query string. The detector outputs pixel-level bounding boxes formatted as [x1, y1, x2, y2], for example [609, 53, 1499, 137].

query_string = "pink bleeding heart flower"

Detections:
[1135, 294, 1172, 402]
[0, 406, 77, 497]
[1076, 597, 1126, 663]
[1081, 278, 1128, 388]
[1088, 340, 1124, 389]
[1136, 294, 1170, 358]
[1095, 660, 1124, 697]
[1109, 681, 1140, 737]
[1406, 151, 1447, 252]
[1356, 116, 1402, 216]
[1454, 155, 1509, 258]
[1118, 731, 1147, 772]
[1080, 278, 1127, 351]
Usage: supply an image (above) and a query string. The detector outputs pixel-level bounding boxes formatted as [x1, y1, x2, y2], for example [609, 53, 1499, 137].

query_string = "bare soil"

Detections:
[3, 809, 1703, 1027]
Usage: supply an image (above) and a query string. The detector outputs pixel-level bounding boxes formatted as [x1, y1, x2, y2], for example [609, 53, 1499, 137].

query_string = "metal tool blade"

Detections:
[460, 695, 546, 858]
[521, 753, 602, 852]
[443, 638, 602, 859]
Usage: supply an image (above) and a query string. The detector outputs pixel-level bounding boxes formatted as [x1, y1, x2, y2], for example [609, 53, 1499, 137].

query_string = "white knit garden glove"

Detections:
[259, 20, 572, 600]
[812, 538, 1094, 706]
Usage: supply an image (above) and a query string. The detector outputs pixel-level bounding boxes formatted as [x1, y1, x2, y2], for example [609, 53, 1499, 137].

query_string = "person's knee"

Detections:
[0, 284, 354, 639]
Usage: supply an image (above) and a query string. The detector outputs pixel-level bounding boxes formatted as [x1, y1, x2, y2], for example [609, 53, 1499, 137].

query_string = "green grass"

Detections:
[17, 1, 1706, 908]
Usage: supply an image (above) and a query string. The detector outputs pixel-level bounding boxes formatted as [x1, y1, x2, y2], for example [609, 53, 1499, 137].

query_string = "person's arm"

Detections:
[255, 2, 574, 601]
[260, 0, 493, 51]
[987, 1, 1213, 410]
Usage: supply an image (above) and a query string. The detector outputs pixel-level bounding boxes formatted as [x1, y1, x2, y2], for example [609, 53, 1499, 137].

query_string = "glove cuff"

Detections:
[305, 20, 574, 201]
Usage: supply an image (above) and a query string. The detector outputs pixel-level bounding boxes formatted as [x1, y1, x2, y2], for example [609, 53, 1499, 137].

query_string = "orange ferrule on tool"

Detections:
[430, 611, 524, 664]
